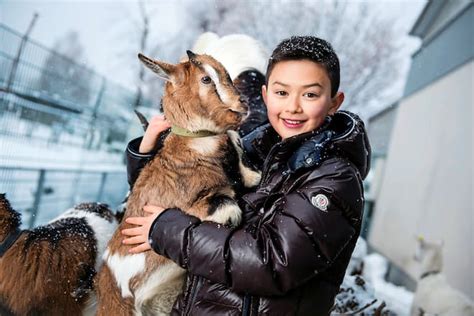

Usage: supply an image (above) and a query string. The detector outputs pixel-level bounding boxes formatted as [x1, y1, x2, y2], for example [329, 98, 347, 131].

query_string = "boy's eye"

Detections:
[275, 91, 288, 96]
[304, 92, 319, 98]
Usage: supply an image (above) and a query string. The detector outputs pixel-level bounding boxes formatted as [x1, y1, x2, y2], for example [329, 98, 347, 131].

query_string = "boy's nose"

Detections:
[286, 96, 302, 113]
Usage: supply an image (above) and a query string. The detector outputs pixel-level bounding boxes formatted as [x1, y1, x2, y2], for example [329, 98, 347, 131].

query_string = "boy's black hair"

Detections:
[265, 36, 340, 97]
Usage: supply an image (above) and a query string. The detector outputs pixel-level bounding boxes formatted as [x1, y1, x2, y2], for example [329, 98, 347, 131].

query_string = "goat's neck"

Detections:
[0, 224, 7, 242]
[165, 132, 223, 157]
[0, 198, 21, 242]
[421, 246, 443, 275]
[170, 125, 218, 138]
[0, 221, 18, 242]
[0, 221, 20, 246]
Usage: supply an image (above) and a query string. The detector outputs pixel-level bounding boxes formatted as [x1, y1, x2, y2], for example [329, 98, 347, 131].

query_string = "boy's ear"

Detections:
[329, 91, 344, 115]
[138, 53, 176, 82]
[261, 85, 268, 105]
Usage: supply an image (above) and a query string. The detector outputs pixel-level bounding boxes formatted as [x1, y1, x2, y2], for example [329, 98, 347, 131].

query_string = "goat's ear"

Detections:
[186, 50, 201, 66]
[186, 50, 197, 60]
[138, 53, 175, 82]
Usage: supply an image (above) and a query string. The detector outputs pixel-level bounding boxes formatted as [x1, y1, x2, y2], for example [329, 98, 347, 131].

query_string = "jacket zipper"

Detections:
[242, 293, 251, 316]
[184, 275, 202, 316]
[260, 143, 283, 186]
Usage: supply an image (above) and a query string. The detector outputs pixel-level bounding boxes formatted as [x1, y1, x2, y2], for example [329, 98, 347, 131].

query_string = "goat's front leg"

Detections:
[226, 130, 261, 188]
[204, 193, 242, 227]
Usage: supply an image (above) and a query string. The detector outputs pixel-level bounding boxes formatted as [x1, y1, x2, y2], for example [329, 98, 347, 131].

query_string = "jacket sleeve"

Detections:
[125, 129, 170, 187]
[126, 137, 155, 187]
[148, 160, 363, 296]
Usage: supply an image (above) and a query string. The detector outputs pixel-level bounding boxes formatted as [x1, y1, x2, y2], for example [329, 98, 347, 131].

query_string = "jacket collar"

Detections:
[251, 111, 371, 178]
[329, 111, 371, 179]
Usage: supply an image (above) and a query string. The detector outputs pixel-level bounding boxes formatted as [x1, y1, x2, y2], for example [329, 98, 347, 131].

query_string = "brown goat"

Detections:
[96, 51, 261, 315]
[0, 194, 118, 315]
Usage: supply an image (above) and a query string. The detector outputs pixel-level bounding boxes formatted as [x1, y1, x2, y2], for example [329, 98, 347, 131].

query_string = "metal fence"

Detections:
[0, 166, 129, 228]
[0, 23, 152, 150]
[0, 22, 150, 226]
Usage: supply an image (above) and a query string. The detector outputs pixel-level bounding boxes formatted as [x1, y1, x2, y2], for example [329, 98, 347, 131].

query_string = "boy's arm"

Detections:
[126, 136, 156, 187]
[148, 158, 363, 296]
[126, 115, 171, 187]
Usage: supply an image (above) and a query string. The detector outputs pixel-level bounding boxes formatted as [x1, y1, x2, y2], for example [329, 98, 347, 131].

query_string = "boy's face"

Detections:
[262, 59, 344, 139]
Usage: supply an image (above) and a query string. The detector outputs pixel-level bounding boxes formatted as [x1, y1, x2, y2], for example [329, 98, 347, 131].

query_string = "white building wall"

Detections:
[368, 61, 473, 299]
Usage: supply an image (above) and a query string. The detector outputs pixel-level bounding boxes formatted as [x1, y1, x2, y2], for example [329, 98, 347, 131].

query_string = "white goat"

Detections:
[190, 32, 268, 80]
[410, 237, 474, 316]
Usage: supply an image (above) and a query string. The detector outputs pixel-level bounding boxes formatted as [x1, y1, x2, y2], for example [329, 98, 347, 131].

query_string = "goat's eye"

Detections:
[201, 76, 212, 84]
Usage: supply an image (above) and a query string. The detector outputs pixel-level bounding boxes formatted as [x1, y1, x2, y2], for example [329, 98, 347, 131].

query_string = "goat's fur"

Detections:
[96, 51, 261, 316]
[410, 237, 474, 316]
[0, 194, 117, 315]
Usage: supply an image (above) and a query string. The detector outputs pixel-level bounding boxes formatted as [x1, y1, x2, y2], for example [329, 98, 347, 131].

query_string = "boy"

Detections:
[122, 36, 371, 315]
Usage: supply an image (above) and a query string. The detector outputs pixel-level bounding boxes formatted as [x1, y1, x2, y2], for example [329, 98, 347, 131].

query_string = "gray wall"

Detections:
[422, 0, 472, 41]
[368, 105, 398, 156]
[369, 61, 473, 299]
[404, 3, 473, 97]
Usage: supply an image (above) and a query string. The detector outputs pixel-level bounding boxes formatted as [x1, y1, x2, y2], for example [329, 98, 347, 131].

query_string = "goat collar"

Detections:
[0, 228, 22, 257]
[171, 125, 218, 138]
[420, 270, 440, 279]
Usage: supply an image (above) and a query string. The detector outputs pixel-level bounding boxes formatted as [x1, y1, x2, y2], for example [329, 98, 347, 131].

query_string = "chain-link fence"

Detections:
[0, 23, 150, 227]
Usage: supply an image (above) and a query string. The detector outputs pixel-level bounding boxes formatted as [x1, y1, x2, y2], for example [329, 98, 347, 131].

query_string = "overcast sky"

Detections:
[1, 0, 184, 88]
[1, 0, 427, 88]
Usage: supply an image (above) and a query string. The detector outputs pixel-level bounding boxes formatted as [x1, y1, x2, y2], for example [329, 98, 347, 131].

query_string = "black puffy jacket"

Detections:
[126, 111, 371, 315]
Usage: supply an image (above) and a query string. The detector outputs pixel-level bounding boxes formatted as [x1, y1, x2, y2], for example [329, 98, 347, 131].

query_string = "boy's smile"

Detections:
[262, 59, 344, 139]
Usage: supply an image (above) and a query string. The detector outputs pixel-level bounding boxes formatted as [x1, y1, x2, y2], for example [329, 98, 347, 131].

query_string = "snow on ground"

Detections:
[362, 252, 414, 315]
[333, 274, 386, 315]
[0, 118, 128, 227]
[0, 115, 125, 171]
[0, 133, 124, 172]
[338, 238, 414, 315]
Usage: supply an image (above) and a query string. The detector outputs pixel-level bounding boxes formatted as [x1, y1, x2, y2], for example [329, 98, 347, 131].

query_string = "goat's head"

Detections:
[0, 194, 21, 240]
[414, 235, 444, 275]
[138, 51, 247, 133]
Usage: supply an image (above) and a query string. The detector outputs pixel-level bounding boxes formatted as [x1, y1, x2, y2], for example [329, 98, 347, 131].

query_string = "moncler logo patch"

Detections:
[312, 194, 329, 212]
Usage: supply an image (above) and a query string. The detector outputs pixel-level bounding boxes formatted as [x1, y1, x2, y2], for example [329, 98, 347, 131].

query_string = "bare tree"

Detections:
[192, 0, 412, 118]
[121, 0, 416, 118]
[37, 31, 93, 106]
[131, 0, 150, 109]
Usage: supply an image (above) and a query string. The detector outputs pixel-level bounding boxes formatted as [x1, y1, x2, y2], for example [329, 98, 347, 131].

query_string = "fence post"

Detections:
[5, 13, 38, 97]
[86, 78, 106, 150]
[29, 168, 45, 228]
[97, 172, 107, 201]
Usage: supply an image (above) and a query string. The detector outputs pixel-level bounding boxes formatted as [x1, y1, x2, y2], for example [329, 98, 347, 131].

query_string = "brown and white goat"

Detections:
[0, 194, 117, 315]
[96, 51, 261, 315]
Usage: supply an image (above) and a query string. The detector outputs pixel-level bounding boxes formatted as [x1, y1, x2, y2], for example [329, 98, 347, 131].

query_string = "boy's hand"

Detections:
[139, 115, 171, 154]
[121, 204, 166, 253]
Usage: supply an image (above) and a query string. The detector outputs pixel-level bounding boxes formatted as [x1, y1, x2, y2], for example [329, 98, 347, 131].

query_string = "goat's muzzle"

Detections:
[229, 108, 248, 121]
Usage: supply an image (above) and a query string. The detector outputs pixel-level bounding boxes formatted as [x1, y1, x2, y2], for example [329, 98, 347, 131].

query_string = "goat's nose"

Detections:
[239, 96, 246, 103]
